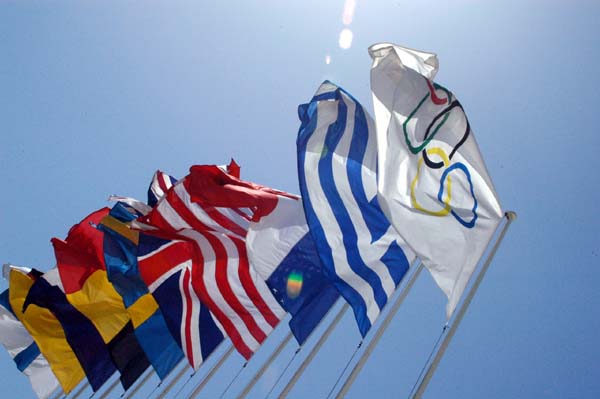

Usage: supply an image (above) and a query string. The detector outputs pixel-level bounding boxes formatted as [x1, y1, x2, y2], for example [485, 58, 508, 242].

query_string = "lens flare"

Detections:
[325, 55, 332, 64]
[342, 0, 356, 25]
[338, 28, 353, 50]
[286, 271, 303, 299]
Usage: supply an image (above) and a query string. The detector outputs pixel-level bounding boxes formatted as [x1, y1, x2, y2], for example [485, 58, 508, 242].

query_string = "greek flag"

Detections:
[297, 81, 415, 336]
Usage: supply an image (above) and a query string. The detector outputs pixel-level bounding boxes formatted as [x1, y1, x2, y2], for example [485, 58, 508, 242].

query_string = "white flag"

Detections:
[369, 43, 503, 317]
[0, 287, 61, 399]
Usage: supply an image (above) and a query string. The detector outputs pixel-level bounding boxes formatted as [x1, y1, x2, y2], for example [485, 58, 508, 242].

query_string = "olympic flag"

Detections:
[369, 43, 503, 317]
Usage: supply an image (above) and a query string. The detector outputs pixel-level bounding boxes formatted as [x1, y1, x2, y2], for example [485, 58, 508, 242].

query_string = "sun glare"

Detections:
[339, 28, 353, 49]
[342, 0, 356, 25]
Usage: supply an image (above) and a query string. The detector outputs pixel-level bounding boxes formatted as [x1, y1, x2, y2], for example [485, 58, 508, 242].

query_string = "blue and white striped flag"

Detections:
[297, 81, 416, 336]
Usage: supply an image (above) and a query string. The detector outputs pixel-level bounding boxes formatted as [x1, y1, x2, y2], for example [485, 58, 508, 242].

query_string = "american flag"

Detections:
[134, 166, 286, 359]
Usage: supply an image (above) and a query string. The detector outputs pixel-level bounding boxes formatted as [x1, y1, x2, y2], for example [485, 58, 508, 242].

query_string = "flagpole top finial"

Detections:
[506, 211, 517, 221]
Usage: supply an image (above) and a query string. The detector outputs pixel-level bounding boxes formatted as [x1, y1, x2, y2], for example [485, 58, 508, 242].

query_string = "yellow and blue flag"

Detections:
[0, 286, 61, 399]
[99, 202, 184, 379]
[52, 208, 150, 390]
[7, 265, 85, 394]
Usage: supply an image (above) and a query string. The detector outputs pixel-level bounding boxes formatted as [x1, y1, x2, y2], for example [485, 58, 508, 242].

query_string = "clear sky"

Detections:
[1, 1, 599, 398]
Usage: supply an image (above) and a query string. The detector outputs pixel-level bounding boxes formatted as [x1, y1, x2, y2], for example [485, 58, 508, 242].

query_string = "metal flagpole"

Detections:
[96, 376, 121, 399]
[238, 331, 294, 398]
[49, 386, 64, 399]
[158, 341, 232, 399]
[410, 211, 517, 399]
[187, 344, 235, 399]
[278, 303, 349, 399]
[121, 366, 154, 398]
[69, 381, 90, 399]
[154, 360, 190, 399]
[334, 261, 425, 399]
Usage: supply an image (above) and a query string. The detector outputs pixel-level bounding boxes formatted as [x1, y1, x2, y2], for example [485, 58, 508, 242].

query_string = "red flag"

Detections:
[134, 165, 286, 359]
[51, 208, 109, 294]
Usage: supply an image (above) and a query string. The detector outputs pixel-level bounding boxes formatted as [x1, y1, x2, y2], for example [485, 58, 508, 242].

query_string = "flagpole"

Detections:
[154, 360, 190, 399]
[121, 366, 154, 398]
[334, 261, 425, 399]
[96, 376, 121, 399]
[278, 303, 349, 399]
[49, 386, 64, 399]
[69, 381, 89, 399]
[410, 211, 516, 399]
[187, 344, 235, 399]
[238, 331, 294, 398]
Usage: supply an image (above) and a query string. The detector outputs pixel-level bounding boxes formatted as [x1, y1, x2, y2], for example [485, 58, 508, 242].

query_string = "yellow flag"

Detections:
[8, 267, 85, 394]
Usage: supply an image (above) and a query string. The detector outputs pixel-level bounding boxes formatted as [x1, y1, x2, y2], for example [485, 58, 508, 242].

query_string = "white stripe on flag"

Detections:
[147, 259, 191, 293]
[157, 195, 191, 230]
[178, 266, 203, 369]
[181, 230, 261, 353]
[0, 299, 61, 399]
[219, 234, 276, 337]
[137, 173, 286, 358]
[302, 99, 380, 326]
[173, 183, 248, 238]
[297, 82, 416, 336]
[138, 239, 178, 262]
[331, 94, 397, 299]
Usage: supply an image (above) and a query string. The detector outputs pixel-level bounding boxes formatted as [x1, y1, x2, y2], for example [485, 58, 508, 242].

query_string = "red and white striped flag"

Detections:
[133, 165, 286, 359]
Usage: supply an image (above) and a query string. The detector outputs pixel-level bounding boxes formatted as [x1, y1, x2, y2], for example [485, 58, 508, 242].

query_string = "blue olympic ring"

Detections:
[437, 162, 478, 228]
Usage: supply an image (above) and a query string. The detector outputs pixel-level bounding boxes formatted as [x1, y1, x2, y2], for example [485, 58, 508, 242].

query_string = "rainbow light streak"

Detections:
[286, 271, 303, 299]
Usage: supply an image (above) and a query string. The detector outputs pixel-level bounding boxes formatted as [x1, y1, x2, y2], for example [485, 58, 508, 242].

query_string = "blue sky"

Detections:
[1, 1, 599, 398]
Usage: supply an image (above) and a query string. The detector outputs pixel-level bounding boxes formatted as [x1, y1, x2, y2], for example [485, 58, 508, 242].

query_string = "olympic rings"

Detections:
[402, 77, 479, 228]
[409, 148, 478, 228]
[402, 77, 470, 163]
[410, 147, 452, 216]
[426, 79, 449, 105]
[438, 163, 478, 228]
[421, 101, 471, 169]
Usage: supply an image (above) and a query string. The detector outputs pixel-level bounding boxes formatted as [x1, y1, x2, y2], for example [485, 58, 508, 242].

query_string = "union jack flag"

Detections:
[133, 165, 286, 359]
[137, 235, 224, 369]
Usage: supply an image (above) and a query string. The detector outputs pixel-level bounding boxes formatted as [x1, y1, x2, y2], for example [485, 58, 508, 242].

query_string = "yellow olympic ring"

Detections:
[410, 147, 452, 216]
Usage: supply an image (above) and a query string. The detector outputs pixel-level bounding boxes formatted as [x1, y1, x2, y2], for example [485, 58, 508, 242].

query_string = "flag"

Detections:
[146, 161, 239, 208]
[0, 288, 61, 399]
[52, 208, 150, 390]
[296, 81, 416, 336]
[246, 195, 340, 345]
[175, 163, 339, 345]
[133, 165, 287, 359]
[148, 166, 339, 346]
[145, 169, 236, 368]
[369, 43, 504, 317]
[148, 171, 178, 208]
[22, 268, 117, 392]
[137, 234, 225, 369]
[6, 265, 86, 394]
[100, 202, 190, 375]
